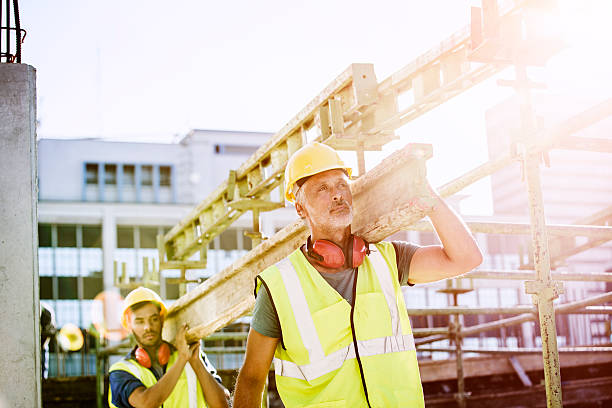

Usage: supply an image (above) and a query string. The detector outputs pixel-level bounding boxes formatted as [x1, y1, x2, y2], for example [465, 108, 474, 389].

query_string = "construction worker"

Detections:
[233, 142, 483, 407]
[108, 287, 229, 408]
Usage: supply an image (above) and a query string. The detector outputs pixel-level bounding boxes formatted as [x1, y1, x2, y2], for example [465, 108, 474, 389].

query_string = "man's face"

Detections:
[296, 169, 353, 231]
[130, 302, 162, 348]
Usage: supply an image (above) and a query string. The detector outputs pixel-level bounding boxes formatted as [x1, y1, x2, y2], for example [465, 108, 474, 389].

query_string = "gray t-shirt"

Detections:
[252, 241, 419, 339]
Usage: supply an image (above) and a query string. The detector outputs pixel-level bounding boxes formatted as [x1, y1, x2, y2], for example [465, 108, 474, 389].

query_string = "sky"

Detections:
[19, 0, 612, 215]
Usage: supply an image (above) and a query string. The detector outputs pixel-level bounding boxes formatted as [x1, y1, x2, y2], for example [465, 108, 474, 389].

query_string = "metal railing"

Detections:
[0, 0, 25, 63]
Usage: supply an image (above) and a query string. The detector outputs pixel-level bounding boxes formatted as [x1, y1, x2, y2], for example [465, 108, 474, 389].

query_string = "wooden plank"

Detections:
[425, 376, 612, 408]
[162, 142, 433, 343]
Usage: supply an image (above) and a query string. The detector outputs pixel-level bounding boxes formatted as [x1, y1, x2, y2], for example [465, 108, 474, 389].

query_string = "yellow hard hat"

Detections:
[121, 287, 167, 329]
[284, 142, 352, 202]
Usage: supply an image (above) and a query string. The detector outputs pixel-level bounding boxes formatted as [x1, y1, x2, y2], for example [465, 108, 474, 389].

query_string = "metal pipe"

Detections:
[517, 58, 557, 401]
[413, 328, 449, 336]
[408, 305, 612, 316]
[417, 346, 612, 355]
[452, 293, 467, 408]
[5, 0, 10, 62]
[438, 154, 513, 199]
[12, 0, 19, 63]
[415, 292, 612, 345]
[97, 332, 250, 357]
[97, 340, 131, 357]
[205, 332, 249, 341]
[409, 306, 535, 315]
[203, 347, 246, 354]
[465, 270, 612, 282]
[410, 220, 612, 239]
[95, 336, 103, 408]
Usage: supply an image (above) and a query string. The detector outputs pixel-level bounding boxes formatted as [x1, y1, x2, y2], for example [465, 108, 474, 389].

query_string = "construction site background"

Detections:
[2, 0, 612, 407]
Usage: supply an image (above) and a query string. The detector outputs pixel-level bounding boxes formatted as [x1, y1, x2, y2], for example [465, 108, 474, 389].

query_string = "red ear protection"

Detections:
[307, 236, 369, 269]
[135, 342, 170, 368]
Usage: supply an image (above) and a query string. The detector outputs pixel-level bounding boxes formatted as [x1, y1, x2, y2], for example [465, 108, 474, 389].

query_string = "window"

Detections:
[141, 165, 153, 186]
[117, 226, 134, 248]
[57, 225, 77, 247]
[85, 164, 98, 185]
[166, 283, 180, 300]
[160, 166, 172, 187]
[140, 227, 158, 249]
[123, 165, 135, 186]
[39, 224, 52, 247]
[83, 277, 104, 299]
[214, 144, 259, 155]
[243, 233, 253, 251]
[40, 277, 53, 299]
[82, 226, 102, 248]
[58, 277, 78, 299]
[105, 164, 117, 185]
[220, 229, 238, 250]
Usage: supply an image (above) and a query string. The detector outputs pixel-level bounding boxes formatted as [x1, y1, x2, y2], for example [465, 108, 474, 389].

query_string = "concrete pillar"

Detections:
[102, 208, 117, 290]
[0, 64, 41, 407]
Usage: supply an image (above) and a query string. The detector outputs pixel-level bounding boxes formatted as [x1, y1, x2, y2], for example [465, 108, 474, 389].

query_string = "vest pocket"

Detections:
[303, 400, 345, 408]
[354, 292, 393, 339]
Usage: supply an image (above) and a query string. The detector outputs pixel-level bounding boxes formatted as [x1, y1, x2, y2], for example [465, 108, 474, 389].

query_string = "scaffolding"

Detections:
[107, 1, 612, 406]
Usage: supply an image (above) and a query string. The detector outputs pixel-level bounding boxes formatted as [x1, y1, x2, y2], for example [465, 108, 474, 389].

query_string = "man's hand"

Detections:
[409, 181, 439, 216]
[176, 323, 198, 363]
[407, 179, 483, 284]
[127, 323, 195, 408]
[186, 335, 231, 408]
[188, 341, 201, 367]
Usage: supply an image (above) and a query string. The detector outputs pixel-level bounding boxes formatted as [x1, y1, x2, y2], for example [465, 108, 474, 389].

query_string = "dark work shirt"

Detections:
[109, 348, 222, 408]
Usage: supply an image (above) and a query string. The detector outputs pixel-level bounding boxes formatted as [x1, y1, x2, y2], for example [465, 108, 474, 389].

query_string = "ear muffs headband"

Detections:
[306, 235, 369, 269]
[135, 342, 170, 368]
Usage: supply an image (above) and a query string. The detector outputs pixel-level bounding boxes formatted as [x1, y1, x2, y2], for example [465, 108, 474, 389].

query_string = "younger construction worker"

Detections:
[233, 142, 483, 407]
[109, 287, 229, 408]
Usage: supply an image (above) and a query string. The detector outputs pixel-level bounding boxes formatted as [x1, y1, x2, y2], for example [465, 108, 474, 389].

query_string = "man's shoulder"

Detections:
[109, 357, 141, 377]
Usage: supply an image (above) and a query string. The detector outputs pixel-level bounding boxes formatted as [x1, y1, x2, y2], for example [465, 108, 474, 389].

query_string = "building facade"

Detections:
[37, 129, 301, 375]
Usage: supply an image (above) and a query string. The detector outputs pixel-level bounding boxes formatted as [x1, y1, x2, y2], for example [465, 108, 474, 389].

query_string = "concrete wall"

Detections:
[0, 64, 41, 407]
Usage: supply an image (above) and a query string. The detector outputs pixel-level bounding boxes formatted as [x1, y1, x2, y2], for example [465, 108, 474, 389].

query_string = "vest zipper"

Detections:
[350, 267, 372, 408]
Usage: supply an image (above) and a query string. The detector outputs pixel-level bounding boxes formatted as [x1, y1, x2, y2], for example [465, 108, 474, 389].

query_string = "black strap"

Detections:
[349, 267, 372, 408]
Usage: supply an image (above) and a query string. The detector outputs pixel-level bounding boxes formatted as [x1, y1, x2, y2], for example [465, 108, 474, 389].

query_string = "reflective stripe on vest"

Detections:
[122, 360, 143, 380]
[272, 250, 416, 382]
[185, 361, 198, 408]
[109, 354, 204, 408]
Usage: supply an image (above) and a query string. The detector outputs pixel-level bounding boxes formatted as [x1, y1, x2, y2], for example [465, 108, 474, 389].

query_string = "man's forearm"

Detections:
[131, 356, 188, 407]
[428, 193, 482, 271]
[233, 370, 266, 408]
[190, 358, 229, 408]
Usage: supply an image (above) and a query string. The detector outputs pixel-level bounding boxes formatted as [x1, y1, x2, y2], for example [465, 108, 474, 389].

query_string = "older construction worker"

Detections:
[108, 287, 229, 408]
[233, 142, 483, 407]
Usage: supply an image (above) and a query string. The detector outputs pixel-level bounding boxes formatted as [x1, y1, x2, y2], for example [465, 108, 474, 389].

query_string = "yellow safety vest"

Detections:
[108, 350, 209, 408]
[256, 241, 424, 408]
